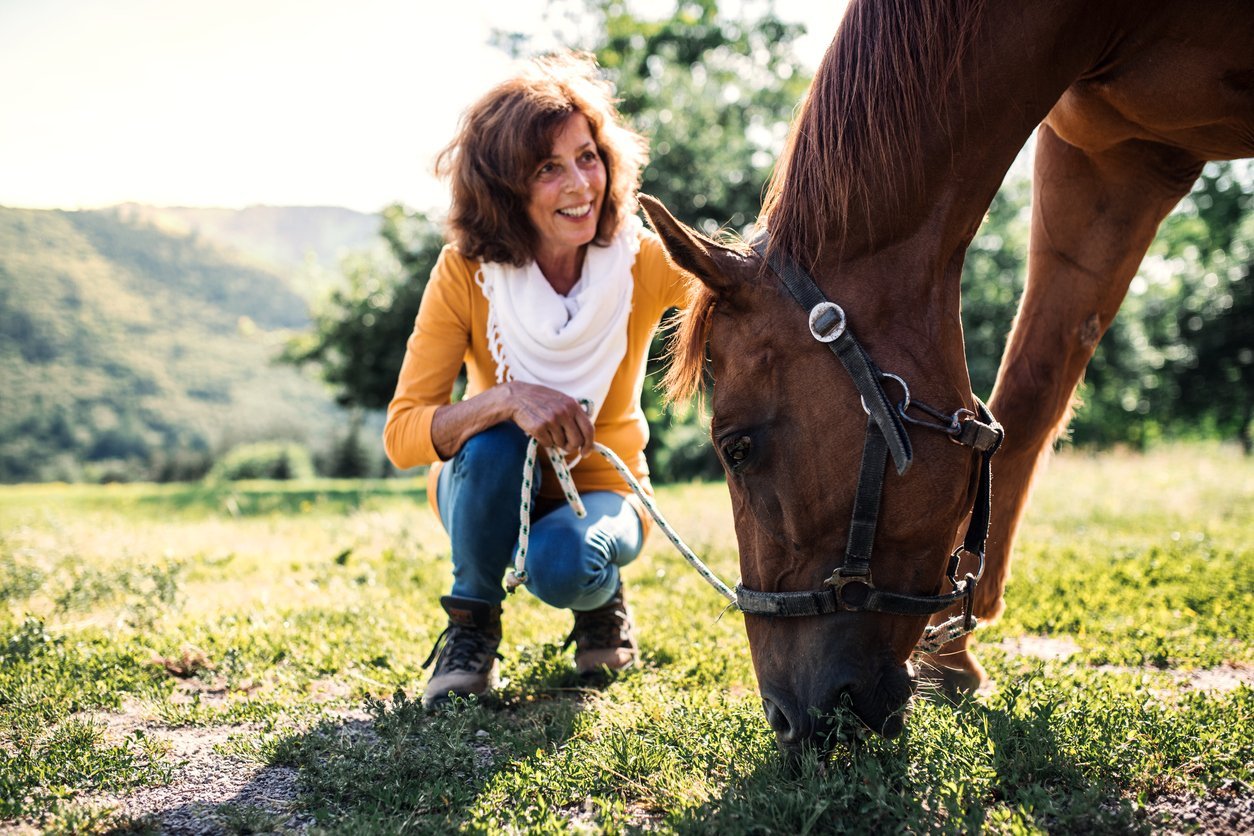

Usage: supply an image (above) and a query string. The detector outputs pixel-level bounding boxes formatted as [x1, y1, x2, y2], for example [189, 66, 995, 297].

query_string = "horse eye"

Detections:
[721, 435, 753, 471]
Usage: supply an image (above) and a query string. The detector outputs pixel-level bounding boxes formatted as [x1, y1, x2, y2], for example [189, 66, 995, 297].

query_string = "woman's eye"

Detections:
[721, 435, 753, 471]
[580, 150, 599, 164]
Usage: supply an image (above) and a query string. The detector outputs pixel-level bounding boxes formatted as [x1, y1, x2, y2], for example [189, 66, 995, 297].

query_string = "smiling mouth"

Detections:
[557, 203, 593, 218]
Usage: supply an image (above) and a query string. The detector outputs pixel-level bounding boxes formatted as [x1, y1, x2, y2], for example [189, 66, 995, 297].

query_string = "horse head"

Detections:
[641, 194, 998, 753]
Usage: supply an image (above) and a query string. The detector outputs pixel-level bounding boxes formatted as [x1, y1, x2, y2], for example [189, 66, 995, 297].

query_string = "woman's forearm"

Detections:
[429, 384, 517, 460]
[430, 381, 596, 460]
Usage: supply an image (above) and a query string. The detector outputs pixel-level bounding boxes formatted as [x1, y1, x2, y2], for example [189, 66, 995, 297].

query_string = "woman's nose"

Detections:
[565, 166, 589, 193]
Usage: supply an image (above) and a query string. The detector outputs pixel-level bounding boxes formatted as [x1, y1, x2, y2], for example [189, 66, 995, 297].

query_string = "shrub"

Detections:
[208, 442, 315, 481]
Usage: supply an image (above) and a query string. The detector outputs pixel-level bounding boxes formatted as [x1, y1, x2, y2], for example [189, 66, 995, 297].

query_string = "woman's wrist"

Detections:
[497, 382, 517, 424]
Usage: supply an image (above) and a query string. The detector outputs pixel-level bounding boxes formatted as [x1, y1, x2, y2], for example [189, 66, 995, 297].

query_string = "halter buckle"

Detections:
[824, 570, 872, 612]
[946, 408, 977, 445]
[808, 302, 847, 343]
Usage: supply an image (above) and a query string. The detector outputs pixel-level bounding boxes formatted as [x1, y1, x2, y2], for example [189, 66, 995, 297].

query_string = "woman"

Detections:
[383, 52, 689, 708]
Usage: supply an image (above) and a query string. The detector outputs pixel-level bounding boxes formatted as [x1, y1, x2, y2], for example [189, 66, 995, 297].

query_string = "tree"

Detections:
[1153, 162, 1254, 450]
[290, 1, 812, 481]
[957, 159, 1254, 450]
[573, 0, 812, 480]
[583, 0, 810, 234]
[283, 205, 446, 411]
[959, 174, 1031, 400]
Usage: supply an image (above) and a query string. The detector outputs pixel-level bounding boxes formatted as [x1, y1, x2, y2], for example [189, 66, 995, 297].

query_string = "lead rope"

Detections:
[505, 438, 737, 604]
[503, 434, 976, 655]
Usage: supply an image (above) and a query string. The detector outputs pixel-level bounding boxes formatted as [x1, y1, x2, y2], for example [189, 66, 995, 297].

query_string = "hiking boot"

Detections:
[421, 595, 502, 709]
[564, 583, 638, 677]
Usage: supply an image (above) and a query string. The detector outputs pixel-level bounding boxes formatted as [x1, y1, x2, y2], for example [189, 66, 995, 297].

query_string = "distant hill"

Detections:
[113, 204, 384, 302]
[0, 205, 363, 483]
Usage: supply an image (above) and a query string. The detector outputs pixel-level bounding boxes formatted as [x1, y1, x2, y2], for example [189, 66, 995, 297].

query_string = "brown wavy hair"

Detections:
[435, 51, 648, 267]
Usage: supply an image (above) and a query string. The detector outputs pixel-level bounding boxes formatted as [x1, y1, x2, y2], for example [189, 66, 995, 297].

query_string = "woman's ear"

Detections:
[639, 194, 754, 295]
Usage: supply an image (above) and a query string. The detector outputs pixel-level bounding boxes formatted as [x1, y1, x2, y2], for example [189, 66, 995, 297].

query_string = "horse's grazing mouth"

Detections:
[763, 662, 917, 755]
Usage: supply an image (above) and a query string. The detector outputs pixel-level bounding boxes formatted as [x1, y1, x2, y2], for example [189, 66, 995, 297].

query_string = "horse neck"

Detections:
[816, 0, 1112, 340]
[791, 0, 1128, 395]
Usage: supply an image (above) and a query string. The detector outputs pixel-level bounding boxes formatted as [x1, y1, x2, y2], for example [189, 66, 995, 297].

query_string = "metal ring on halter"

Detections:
[945, 408, 977, 445]
[948, 545, 987, 584]
[860, 372, 911, 416]
[808, 302, 846, 343]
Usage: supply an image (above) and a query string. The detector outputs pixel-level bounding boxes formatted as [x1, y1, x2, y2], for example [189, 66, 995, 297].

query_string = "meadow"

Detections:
[0, 445, 1250, 834]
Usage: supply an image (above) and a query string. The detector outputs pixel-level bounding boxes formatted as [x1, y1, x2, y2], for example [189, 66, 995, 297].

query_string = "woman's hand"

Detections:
[505, 382, 596, 458]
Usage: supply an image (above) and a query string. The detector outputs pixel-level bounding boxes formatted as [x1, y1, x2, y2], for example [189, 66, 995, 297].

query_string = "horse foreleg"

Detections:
[921, 125, 1201, 692]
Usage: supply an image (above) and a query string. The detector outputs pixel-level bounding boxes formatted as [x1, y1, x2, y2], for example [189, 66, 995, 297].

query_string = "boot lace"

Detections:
[422, 625, 499, 672]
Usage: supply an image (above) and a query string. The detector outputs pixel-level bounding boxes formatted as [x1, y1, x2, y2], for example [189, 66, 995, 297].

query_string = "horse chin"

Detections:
[769, 662, 916, 760]
[845, 662, 915, 740]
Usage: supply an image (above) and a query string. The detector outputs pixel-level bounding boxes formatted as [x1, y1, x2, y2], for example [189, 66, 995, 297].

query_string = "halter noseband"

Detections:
[734, 236, 1004, 631]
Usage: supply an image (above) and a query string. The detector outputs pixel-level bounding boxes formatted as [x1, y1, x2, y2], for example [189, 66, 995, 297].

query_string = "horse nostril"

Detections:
[761, 696, 812, 745]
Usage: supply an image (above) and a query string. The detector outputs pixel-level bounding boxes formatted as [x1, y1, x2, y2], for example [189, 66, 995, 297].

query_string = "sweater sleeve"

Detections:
[383, 246, 476, 469]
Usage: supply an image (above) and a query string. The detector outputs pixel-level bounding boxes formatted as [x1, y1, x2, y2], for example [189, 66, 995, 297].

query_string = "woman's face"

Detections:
[526, 113, 606, 262]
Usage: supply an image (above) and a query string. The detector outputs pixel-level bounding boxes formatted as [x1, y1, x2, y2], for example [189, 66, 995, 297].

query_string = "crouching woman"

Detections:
[383, 52, 689, 708]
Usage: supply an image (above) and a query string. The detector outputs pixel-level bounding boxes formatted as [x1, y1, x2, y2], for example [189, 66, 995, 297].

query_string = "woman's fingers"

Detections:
[510, 383, 595, 456]
[573, 407, 596, 457]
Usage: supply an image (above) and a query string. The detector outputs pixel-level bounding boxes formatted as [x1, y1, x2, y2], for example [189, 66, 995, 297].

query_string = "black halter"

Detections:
[734, 237, 1004, 629]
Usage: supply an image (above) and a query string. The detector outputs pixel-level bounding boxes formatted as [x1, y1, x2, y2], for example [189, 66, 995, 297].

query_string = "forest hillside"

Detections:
[0, 205, 378, 483]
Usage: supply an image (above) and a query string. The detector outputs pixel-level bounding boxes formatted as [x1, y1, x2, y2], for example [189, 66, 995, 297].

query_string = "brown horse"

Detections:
[640, 0, 1253, 752]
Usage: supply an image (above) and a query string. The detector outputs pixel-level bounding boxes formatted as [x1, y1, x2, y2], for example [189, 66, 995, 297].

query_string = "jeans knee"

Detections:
[525, 533, 610, 610]
[446, 423, 531, 504]
[458, 423, 528, 472]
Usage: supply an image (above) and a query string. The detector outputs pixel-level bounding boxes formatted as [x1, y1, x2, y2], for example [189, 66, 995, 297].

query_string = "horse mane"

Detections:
[660, 278, 716, 404]
[662, 0, 987, 403]
[760, 0, 987, 269]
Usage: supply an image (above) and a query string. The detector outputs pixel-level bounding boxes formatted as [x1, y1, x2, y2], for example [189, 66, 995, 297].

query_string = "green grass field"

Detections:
[1, 446, 1251, 833]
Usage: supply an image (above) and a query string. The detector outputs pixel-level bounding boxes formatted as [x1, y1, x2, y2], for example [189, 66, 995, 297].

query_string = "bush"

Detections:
[208, 442, 315, 481]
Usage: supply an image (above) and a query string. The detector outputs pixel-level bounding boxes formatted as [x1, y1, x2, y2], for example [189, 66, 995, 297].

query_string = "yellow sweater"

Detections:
[383, 229, 688, 528]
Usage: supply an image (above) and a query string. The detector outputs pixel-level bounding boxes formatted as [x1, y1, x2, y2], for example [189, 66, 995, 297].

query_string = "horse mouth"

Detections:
[848, 664, 915, 739]
[766, 663, 916, 756]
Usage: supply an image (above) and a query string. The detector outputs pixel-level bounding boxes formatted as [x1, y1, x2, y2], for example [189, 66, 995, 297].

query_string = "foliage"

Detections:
[959, 175, 1031, 399]
[1080, 161, 1254, 449]
[0, 206, 351, 484]
[323, 410, 376, 478]
[282, 205, 446, 412]
[576, 0, 810, 236]
[289, 1, 809, 481]
[961, 160, 1254, 449]
[207, 442, 316, 482]
[0, 445, 1249, 829]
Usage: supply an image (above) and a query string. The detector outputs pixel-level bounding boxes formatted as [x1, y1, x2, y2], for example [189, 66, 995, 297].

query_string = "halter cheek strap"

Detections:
[734, 237, 1004, 631]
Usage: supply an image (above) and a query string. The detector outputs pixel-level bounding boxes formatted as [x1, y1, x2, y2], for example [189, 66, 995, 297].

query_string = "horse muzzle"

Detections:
[760, 662, 915, 753]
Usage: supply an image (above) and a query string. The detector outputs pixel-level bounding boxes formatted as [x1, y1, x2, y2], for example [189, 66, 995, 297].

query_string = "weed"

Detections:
[0, 446, 1249, 831]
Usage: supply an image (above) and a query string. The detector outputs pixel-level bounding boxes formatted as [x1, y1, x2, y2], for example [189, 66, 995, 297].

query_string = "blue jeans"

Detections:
[435, 423, 643, 609]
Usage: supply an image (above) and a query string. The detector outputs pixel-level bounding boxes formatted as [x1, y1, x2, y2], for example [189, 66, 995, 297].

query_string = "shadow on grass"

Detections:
[153, 676, 1179, 832]
[667, 695, 1147, 834]
[189, 657, 595, 832]
[130, 481, 428, 517]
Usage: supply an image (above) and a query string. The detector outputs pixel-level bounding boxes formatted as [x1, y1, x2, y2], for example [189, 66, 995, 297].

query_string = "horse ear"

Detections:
[638, 194, 747, 294]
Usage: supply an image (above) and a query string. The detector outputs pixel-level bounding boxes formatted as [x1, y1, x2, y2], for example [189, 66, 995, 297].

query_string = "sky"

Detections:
[0, 0, 847, 215]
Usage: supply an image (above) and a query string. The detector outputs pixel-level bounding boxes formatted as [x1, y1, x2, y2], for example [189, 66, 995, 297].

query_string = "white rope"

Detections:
[914, 611, 977, 656]
[505, 439, 736, 603]
[503, 433, 977, 652]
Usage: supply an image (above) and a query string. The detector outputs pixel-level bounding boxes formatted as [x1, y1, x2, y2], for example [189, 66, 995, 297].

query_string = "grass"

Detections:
[0, 444, 1250, 833]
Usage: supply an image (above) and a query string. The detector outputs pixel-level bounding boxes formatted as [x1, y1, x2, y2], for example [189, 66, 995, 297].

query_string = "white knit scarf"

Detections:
[476, 215, 641, 421]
